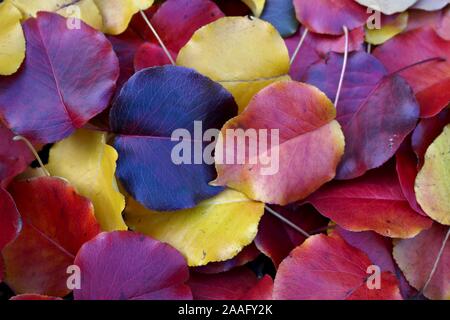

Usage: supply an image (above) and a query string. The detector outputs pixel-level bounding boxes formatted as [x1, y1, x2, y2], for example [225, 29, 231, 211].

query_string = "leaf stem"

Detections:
[139, 10, 176, 66]
[334, 26, 349, 108]
[367, 43, 371, 54]
[290, 28, 309, 66]
[389, 57, 446, 76]
[265, 205, 311, 238]
[13, 136, 50, 177]
[420, 227, 450, 295]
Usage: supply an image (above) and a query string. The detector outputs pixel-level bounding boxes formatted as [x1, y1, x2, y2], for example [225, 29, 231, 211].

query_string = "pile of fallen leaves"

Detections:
[0, 0, 449, 300]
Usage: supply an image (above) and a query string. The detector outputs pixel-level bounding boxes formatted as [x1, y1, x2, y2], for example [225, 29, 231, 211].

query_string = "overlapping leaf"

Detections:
[177, 16, 290, 112]
[2, 177, 100, 296]
[293, 0, 367, 35]
[125, 189, 264, 266]
[110, 66, 237, 211]
[9, 0, 155, 35]
[74, 231, 192, 300]
[273, 234, 402, 300]
[0, 12, 119, 144]
[373, 28, 450, 118]
[307, 164, 432, 238]
[212, 81, 345, 205]
[46, 129, 127, 232]
[305, 51, 420, 179]
[415, 124, 450, 225]
[0, 121, 33, 188]
[260, 0, 299, 37]
[0, 1, 25, 75]
[394, 223, 449, 300]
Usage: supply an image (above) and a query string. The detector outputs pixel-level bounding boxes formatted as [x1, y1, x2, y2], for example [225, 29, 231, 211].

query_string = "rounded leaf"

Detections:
[46, 129, 127, 232]
[213, 81, 345, 205]
[0, 1, 25, 75]
[273, 234, 402, 300]
[74, 231, 192, 300]
[293, 0, 367, 35]
[177, 16, 290, 112]
[0, 12, 119, 144]
[415, 124, 450, 225]
[2, 177, 100, 296]
[110, 66, 237, 211]
[125, 189, 265, 267]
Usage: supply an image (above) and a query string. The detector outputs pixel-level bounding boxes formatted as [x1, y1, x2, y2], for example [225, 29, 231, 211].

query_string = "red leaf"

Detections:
[108, 28, 144, 89]
[147, 0, 224, 53]
[293, 0, 367, 35]
[0, 188, 21, 251]
[0, 12, 119, 144]
[412, 108, 450, 167]
[406, 7, 450, 41]
[0, 121, 34, 188]
[394, 223, 450, 300]
[373, 28, 450, 118]
[395, 139, 427, 216]
[188, 267, 272, 300]
[307, 164, 432, 238]
[74, 231, 192, 300]
[134, 43, 176, 71]
[2, 177, 100, 296]
[255, 205, 328, 267]
[273, 234, 402, 300]
[305, 52, 420, 180]
[333, 226, 417, 299]
[305, 27, 365, 56]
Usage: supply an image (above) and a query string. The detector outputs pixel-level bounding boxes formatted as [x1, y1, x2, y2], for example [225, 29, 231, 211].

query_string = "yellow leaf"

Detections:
[46, 129, 127, 231]
[366, 12, 408, 45]
[125, 189, 265, 266]
[0, 1, 25, 75]
[93, 0, 154, 35]
[415, 124, 450, 226]
[10, 0, 154, 35]
[241, 0, 265, 17]
[57, 1, 103, 31]
[177, 16, 290, 112]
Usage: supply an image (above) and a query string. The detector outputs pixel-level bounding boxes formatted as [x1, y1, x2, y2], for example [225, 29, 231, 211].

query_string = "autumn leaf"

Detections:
[412, 108, 450, 166]
[0, 188, 21, 253]
[46, 129, 127, 232]
[273, 234, 403, 300]
[260, 0, 299, 37]
[415, 124, 450, 225]
[255, 204, 328, 267]
[212, 80, 345, 205]
[373, 28, 450, 118]
[125, 189, 264, 267]
[2, 177, 100, 296]
[177, 16, 290, 112]
[10, 0, 155, 35]
[305, 52, 420, 180]
[366, 12, 409, 45]
[10, 294, 62, 300]
[0, 121, 34, 188]
[293, 0, 367, 35]
[241, 0, 265, 17]
[110, 66, 237, 211]
[394, 223, 450, 300]
[74, 231, 192, 300]
[0, 12, 119, 144]
[0, 1, 25, 75]
[307, 164, 432, 238]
